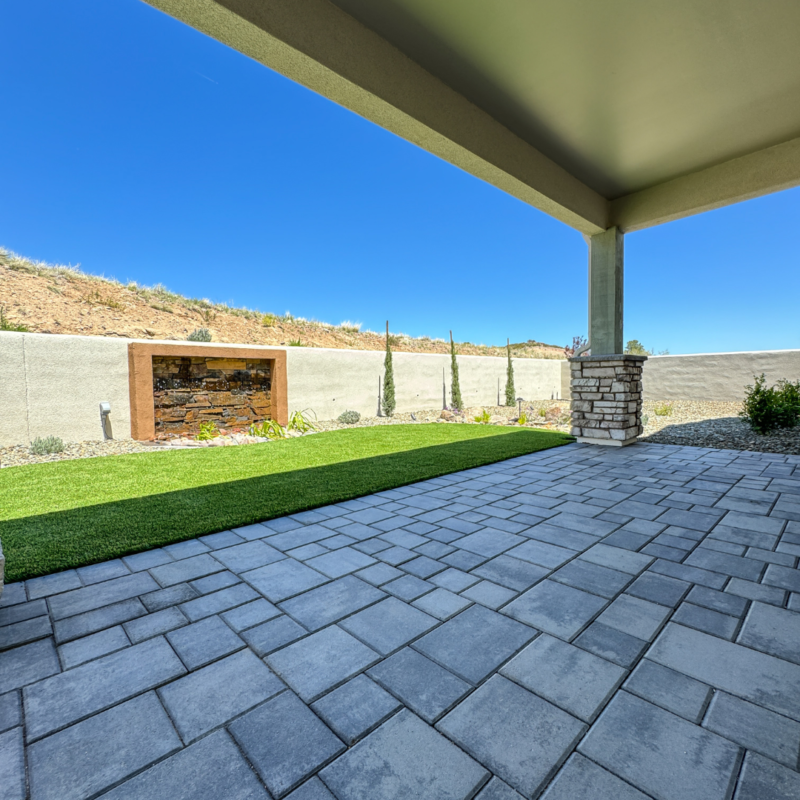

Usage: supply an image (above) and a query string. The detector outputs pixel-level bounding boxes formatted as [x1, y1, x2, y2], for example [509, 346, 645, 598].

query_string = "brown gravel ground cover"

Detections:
[5, 398, 797, 469]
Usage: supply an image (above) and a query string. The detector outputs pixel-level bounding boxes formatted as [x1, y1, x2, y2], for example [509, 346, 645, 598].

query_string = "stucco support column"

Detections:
[588, 226, 624, 356]
[571, 228, 645, 445]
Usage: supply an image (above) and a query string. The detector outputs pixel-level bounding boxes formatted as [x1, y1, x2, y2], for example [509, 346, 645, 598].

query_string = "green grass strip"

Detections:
[0, 425, 572, 581]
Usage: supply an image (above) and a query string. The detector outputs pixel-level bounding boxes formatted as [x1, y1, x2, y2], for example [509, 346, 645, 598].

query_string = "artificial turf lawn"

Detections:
[0, 424, 572, 581]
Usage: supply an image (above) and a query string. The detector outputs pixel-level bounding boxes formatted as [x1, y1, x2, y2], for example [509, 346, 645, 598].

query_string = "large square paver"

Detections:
[278, 576, 384, 632]
[595, 594, 670, 641]
[0, 638, 60, 692]
[438, 675, 586, 798]
[320, 708, 488, 800]
[368, 647, 470, 722]
[471, 555, 548, 591]
[230, 691, 345, 798]
[623, 660, 711, 723]
[311, 674, 401, 745]
[158, 649, 284, 743]
[243, 560, 327, 603]
[27, 692, 181, 800]
[267, 626, 380, 702]
[541, 753, 651, 800]
[413, 604, 534, 684]
[340, 597, 437, 655]
[704, 691, 800, 768]
[504, 580, 606, 640]
[733, 751, 800, 800]
[578, 692, 740, 800]
[166, 616, 244, 670]
[737, 601, 800, 665]
[99, 729, 270, 800]
[501, 634, 625, 722]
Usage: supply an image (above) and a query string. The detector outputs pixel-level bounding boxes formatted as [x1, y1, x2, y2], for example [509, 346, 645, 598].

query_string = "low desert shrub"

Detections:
[741, 374, 800, 434]
[474, 409, 491, 424]
[0, 306, 29, 332]
[261, 314, 277, 327]
[187, 328, 212, 342]
[288, 409, 317, 433]
[30, 436, 65, 455]
[288, 339, 305, 347]
[338, 410, 361, 425]
[654, 403, 674, 417]
[196, 421, 219, 440]
[518, 413, 527, 425]
[250, 419, 286, 439]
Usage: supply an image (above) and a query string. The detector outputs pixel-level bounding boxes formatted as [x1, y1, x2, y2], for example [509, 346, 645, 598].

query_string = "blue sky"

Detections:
[2, 0, 799, 354]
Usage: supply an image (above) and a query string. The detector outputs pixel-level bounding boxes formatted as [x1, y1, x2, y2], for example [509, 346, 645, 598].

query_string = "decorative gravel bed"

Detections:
[0, 439, 172, 468]
[640, 400, 800, 455]
[4, 397, 797, 467]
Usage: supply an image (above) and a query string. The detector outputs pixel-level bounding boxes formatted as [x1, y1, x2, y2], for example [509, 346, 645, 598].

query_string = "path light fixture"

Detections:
[517, 397, 523, 417]
[99, 401, 112, 440]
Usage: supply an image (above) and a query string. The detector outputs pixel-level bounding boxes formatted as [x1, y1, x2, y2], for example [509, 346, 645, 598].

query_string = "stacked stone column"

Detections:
[569, 354, 647, 446]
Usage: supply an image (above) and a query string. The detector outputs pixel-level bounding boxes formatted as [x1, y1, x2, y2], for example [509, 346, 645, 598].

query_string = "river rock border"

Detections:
[569, 354, 647, 446]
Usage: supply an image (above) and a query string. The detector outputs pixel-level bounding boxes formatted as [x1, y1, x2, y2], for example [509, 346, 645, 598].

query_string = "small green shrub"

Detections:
[741, 374, 800, 434]
[775, 379, 800, 428]
[288, 409, 317, 433]
[474, 409, 491, 424]
[642, 414, 650, 427]
[188, 328, 212, 342]
[538, 407, 547, 418]
[654, 403, 674, 417]
[338, 410, 361, 425]
[196, 421, 219, 440]
[250, 419, 286, 439]
[339, 321, 361, 333]
[518, 413, 527, 425]
[288, 339, 305, 347]
[0, 306, 29, 332]
[30, 436, 65, 455]
[261, 314, 277, 327]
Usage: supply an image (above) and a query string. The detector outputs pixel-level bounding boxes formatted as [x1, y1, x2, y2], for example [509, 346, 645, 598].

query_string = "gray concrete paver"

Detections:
[6, 443, 800, 799]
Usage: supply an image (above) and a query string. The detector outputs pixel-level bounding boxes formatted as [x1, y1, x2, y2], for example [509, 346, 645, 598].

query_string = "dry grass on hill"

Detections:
[0, 247, 565, 358]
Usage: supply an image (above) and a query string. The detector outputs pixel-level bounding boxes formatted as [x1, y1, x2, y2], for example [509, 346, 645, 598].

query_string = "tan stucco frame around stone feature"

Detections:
[127, 342, 288, 440]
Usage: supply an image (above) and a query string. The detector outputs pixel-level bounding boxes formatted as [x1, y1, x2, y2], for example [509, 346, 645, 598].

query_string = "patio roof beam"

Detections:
[610, 135, 800, 233]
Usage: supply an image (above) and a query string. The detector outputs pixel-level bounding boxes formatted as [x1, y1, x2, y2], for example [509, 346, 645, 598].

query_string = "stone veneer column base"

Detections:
[569, 354, 647, 447]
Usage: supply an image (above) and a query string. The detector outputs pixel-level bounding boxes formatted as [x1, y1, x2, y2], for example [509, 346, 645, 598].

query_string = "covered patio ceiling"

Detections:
[146, 0, 800, 234]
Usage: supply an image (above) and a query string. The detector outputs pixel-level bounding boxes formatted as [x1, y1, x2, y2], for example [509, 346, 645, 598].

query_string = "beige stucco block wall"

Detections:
[0, 334, 30, 447]
[643, 350, 800, 402]
[1, 331, 562, 445]
[286, 346, 562, 419]
[0, 332, 133, 446]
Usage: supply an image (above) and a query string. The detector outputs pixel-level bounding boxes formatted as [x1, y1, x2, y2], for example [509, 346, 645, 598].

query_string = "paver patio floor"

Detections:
[3, 441, 800, 799]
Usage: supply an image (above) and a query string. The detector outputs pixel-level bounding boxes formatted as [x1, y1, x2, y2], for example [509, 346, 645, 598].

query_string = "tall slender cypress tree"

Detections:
[382, 321, 396, 417]
[449, 330, 463, 411]
[505, 338, 516, 406]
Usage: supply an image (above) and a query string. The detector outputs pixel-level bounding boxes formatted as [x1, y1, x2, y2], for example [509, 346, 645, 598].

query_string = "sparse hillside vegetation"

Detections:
[0, 247, 566, 358]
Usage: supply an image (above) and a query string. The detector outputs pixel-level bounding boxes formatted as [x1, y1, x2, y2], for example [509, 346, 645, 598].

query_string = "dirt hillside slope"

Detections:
[0, 248, 565, 358]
